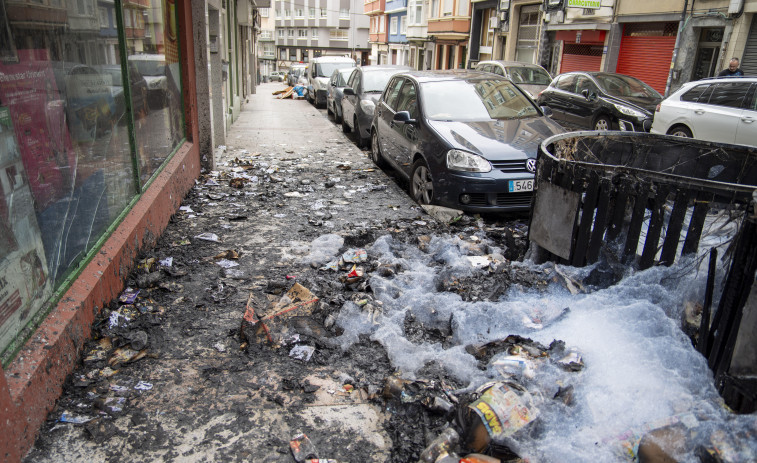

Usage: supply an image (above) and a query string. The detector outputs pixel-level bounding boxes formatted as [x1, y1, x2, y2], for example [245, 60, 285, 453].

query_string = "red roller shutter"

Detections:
[616, 22, 678, 94]
[560, 43, 603, 74]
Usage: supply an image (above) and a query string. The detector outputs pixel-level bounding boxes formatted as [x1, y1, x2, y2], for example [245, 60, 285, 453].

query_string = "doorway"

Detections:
[692, 28, 723, 80]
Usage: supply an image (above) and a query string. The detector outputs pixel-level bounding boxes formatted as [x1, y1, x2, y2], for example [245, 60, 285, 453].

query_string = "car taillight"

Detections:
[655, 104, 661, 112]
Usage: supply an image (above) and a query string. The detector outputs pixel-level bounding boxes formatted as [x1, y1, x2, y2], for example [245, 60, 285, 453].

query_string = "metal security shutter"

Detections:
[742, 16, 757, 76]
[560, 44, 602, 73]
[616, 22, 678, 94]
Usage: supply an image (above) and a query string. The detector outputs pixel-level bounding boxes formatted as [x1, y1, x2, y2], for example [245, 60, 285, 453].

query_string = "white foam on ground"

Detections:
[332, 232, 756, 461]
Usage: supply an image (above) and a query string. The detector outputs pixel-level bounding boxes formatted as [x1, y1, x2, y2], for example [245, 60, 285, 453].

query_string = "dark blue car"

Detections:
[370, 70, 564, 213]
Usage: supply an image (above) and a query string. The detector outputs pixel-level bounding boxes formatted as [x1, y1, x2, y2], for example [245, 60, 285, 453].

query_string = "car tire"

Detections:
[355, 117, 369, 149]
[668, 125, 693, 138]
[335, 105, 343, 124]
[370, 130, 386, 167]
[342, 115, 351, 133]
[307, 90, 314, 104]
[410, 158, 434, 206]
[594, 115, 612, 131]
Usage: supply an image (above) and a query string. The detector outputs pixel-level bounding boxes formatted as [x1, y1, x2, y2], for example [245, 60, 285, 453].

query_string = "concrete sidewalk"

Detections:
[24, 82, 424, 462]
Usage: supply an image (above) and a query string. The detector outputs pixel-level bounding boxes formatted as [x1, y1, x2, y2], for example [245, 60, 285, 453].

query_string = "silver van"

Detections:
[306, 56, 356, 108]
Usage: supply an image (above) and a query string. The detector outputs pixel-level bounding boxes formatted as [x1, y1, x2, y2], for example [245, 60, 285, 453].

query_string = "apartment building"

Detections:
[274, 0, 370, 70]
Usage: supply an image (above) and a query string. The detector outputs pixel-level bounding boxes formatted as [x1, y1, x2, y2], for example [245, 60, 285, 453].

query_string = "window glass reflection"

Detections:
[125, 0, 184, 183]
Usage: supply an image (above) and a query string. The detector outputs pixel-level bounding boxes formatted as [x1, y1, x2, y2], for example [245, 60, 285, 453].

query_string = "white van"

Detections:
[307, 56, 356, 108]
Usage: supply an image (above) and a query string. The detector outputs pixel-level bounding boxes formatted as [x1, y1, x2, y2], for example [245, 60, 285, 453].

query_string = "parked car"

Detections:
[94, 62, 149, 119]
[370, 70, 564, 212]
[341, 65, 412, 148]
[287, 64, 307, 86]
[49, 62, 117, 143]
[268, 70, 286, 82]
[651, 76, 757, 147]
[475, 60, 552, 98]
[307, 56, 356, 108]
[127, 54, 170, 109]
[327, 67, 356, 123]
[537, 72, 662, 131]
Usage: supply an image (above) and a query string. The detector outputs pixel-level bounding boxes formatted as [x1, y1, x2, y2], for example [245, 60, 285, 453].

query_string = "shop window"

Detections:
[0, 0, 184, 361]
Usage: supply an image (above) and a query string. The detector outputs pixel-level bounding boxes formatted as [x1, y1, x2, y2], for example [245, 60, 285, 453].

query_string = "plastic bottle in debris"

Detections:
[419, 427, 460, 463]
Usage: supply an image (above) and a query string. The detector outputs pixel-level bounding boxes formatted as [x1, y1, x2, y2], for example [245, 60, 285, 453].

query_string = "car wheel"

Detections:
[342, 115, 351, 133]
[355, 117, 369, 149]
[668, 126, 692, 138]
[370, 130, 386, 167]
[410, 158, 434, 206]
[335, 105, 343, 124]
[594, 115, 612, 131]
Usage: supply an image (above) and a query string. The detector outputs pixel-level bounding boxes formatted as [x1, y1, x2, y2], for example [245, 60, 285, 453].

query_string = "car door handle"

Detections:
[741, 117, 754, 123]
[694, 109, 706, 115]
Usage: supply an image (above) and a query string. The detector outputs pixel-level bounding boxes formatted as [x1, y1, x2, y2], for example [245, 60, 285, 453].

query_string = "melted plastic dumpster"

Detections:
[528, 131, 757, 412]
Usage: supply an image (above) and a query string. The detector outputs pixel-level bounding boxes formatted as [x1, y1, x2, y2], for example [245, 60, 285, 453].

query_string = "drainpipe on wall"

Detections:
[665, 0, 689, 97]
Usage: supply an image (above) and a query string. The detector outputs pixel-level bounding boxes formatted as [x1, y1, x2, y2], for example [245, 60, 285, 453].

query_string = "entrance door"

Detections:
[692, 28, 724, 80]
[515, 4, 540, 63]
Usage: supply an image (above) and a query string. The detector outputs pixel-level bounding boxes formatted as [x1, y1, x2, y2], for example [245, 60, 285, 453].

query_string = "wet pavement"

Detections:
[23, 83, 757, 463]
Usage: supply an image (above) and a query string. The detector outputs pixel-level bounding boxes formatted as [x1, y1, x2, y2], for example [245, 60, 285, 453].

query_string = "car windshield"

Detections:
[507, 66, 551, 85]
[316, 62, 352, 77]
[131, 59, 166, 77]
[362, 70, 403, 93]
[594, 74, 661, 99]
[421, 79, 540, 121]
[338, 69, 353, 85]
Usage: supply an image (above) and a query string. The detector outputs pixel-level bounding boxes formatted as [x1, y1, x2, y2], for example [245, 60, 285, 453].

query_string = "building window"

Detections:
[99, 7, 109, 28]
[290, 50, 297, 61]
[312, 28, 319, 38]
[285, 9, 291, 18]
[295, 8, 304, 18]
[379, 15, 385, 32]
[340, 8, 350, 19]
[261, 30, 273, 39]
[329, 29, 349, 40]
[400, 16, 407, 34]
[298, 28, 307, 37]
[443, 0, 453, 16]
[409, 1, 423, 25]
[280, 48, 288, 59]
[431, 0, 439, 18]
[260, 8, 269, 17]
[288, 28, 294, 37]
[278, 28, 285, 38]
[390, 17, 398, 35]
[263, 43, 275, 57]
[320, 8, 327, 17]
[458, 0, 467, 16]
[276, 9, 282, 18]
[309, 7, 316, 18]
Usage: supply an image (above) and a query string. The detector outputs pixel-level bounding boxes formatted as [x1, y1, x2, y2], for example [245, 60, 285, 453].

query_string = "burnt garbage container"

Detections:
[528, 131, 757, 269]
[528, 131, 757, 413]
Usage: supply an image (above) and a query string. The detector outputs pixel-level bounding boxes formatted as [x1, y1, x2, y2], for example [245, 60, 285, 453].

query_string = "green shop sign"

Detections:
[568, 0, 601, 8]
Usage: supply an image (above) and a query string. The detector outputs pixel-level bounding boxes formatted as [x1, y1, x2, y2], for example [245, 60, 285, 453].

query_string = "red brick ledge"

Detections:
[0, 141, 200, 462]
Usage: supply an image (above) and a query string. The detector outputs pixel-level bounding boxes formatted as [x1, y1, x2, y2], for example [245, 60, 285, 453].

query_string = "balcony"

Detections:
[385, 0, 407, 13]
[428, 16, 470, 40]
[364, 0, 385, 15]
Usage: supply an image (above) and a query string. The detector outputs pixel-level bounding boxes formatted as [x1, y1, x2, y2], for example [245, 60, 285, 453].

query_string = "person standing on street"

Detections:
[718, 58, 745, 77]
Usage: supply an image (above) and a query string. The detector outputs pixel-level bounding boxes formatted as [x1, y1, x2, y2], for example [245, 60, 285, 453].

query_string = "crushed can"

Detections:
[290, 433, 318, 462]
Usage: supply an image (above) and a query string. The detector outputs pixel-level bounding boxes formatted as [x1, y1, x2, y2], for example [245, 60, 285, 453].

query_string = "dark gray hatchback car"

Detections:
[370, 70, 564, 213]
[341, 65, 413, 148]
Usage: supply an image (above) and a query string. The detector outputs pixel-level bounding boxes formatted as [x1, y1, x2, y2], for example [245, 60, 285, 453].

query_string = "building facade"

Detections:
[274, 0, 370, 71]
[387, 0, 411, 65]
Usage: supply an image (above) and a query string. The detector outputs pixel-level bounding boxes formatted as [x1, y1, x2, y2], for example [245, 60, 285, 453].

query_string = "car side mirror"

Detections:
[393, 111, 417, 125]
[540, 106, 553, 118]
[581, 89, 596, 101]
[343, 87, 356, 96]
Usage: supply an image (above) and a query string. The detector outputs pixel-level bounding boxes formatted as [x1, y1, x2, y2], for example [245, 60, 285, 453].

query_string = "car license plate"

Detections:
[509, 179, 534, 192]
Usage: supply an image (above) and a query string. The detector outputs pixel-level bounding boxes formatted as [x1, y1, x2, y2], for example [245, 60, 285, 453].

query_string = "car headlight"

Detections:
[359, 99, 375, 114]
[613, 104, 645, 118]
[446, 149, 492, 173]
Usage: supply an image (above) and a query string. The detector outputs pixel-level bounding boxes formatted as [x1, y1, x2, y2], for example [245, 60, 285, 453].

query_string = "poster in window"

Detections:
[0, 105, 52, 353]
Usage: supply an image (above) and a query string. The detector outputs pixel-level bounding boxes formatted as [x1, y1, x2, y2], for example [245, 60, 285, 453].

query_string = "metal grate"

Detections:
[563, 44, 603, 56]
[490, 159, 528, 173]
[623, 22, 677, 37]
[495, 191, 532, 206]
